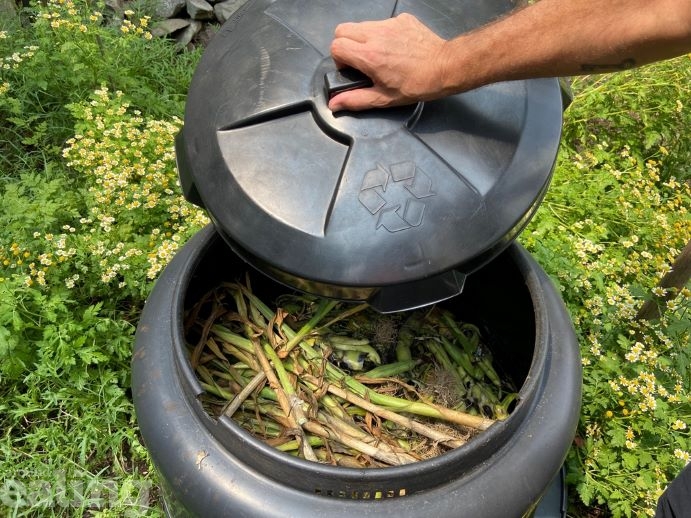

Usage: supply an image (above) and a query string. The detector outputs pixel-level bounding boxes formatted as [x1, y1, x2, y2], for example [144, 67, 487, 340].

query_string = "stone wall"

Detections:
[149, 0, 249, 48]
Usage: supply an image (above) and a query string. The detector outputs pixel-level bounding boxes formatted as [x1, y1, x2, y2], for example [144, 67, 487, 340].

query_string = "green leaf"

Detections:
[576, 482, 594, 506]
[622, 452, 638, 470]
[637, 450, 654, 467]
[643, 130, 662, 149]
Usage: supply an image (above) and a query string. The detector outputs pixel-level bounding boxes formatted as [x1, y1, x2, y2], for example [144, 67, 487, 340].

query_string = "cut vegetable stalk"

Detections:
[361, 359, 419, 379]
[440, 310, 475, 355]
[222, 371, 267, 418]
[280, 298, 339, 357]
[305, 375, 468, 448]
[251, 336, 317, 461]
[315, 360, 494, 430]
[302, 420, 417, 466]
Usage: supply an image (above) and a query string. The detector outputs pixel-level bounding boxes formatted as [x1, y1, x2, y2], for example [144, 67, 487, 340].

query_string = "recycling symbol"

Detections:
[358, 161, 435, 232]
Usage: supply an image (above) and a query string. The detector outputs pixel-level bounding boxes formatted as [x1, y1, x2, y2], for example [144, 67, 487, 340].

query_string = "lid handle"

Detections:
[368, 270, 466, 314]
[324, 67, 373, 100]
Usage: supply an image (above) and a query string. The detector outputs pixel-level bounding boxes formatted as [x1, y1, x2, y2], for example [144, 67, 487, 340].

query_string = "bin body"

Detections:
[132, 225, 581, 518]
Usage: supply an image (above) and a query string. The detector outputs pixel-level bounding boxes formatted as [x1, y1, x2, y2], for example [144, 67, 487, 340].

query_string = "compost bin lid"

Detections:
[176, 0, 564, 313]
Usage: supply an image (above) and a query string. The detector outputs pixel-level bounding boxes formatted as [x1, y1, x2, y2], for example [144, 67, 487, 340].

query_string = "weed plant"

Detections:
[523, 57, 691, 517]
[0, 0, 689, 516]
[1, 0, 205, 515]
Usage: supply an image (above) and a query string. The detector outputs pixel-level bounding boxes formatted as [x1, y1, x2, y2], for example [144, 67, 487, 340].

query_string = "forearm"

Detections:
[328, 0, 691, 111]
[441, 0, 691, 93]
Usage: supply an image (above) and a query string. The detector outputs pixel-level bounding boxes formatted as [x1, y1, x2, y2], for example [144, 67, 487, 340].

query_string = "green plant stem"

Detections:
[212, 324, 254, 354]
[280, 298, 339, 357]
[315, 302, 370, 333]
[361, 359, 419, 379]
[304, 374, 467, 448]
[240, 285, 494, 430]
[274, 435, 324, 453]
[395, 313, 422, 362]
[440, 311, 476, 355]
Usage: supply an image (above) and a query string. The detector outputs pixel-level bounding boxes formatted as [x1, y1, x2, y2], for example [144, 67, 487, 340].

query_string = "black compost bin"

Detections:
[133, 225, 581, 517]
[133, 0, 582, 515]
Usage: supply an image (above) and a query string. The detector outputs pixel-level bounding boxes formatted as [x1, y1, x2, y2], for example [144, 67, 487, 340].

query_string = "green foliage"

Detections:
[0, 0, 202, 514]
[0, 171, 83, 233]
[563, 62, 690, 184]
[523, 56, 691, 517]
[0, 0, 199, 176]
[0, 274, 158, 517]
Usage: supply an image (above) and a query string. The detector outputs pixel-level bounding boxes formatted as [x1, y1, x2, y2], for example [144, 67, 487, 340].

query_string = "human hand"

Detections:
[328, 13, 451, 111]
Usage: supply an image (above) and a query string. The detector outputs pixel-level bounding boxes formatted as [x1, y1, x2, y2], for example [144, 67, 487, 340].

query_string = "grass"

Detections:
[0, 2, 689, 516]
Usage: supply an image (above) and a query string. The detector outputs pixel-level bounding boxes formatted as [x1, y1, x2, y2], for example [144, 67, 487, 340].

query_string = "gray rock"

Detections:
[153, 0, 186, 19]
[186, 0, 214, 20]
[104, 0, 124, 15]
[151, 18, 191, 38]
[0, 0, 16, 15]
[213, 0, 246, 24]
[195, 23, 220, 47]
[175, 20, 202, 48]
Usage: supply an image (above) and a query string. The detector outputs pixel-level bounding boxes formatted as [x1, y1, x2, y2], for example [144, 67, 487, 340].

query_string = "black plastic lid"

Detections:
[176, 0, 563, 312]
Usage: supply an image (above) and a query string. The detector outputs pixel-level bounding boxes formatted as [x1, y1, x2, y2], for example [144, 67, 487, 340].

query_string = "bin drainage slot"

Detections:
[314, 487, 407, 499]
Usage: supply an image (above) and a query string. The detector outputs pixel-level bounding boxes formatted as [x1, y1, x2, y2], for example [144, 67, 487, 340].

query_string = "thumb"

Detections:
[328, 87, 391, 112]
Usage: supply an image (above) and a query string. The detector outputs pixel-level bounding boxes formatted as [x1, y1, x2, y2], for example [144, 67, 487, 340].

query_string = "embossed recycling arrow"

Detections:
[358, 161, 435, 233]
